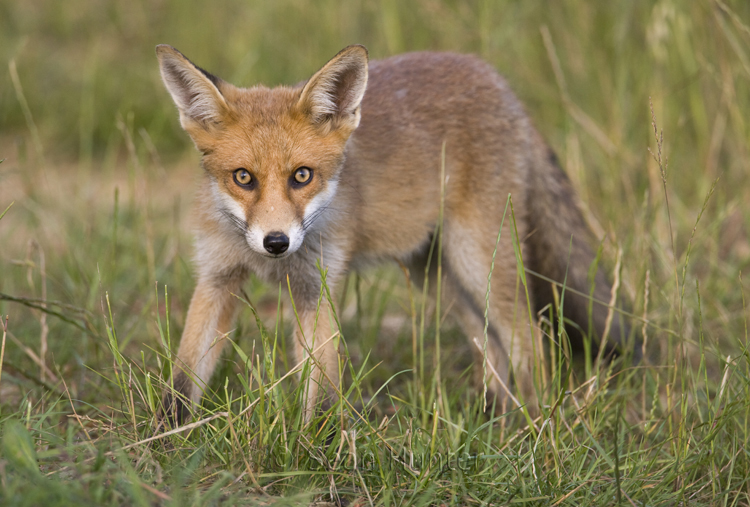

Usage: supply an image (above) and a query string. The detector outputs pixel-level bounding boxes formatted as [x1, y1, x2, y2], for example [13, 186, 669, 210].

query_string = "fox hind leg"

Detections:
[441, 221, 540, 413]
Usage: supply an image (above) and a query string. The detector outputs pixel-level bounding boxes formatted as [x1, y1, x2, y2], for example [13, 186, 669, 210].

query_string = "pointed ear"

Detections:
[297, 45, 369, 133]
[156, 45, 232, 132]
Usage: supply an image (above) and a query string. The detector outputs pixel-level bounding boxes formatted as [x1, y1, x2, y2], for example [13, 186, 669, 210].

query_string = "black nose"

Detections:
[263, 232, 290, 255]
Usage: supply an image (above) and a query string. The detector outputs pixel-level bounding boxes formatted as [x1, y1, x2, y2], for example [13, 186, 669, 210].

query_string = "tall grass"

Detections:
[1, 0, 750, 505]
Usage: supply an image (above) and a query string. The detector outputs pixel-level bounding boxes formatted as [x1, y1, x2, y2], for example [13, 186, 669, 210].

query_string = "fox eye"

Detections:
[292, 167, 313, 186]
[233, 168, 254, 188]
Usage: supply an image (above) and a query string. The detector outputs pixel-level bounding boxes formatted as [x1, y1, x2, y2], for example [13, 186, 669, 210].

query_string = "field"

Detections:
[2, 1, 750, 505]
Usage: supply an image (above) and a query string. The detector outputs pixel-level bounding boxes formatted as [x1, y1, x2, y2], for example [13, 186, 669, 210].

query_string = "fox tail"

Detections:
[525, 140, 635, 359]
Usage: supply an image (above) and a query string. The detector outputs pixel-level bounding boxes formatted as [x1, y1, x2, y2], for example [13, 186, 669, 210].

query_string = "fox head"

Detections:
[156, 44, 369, 257]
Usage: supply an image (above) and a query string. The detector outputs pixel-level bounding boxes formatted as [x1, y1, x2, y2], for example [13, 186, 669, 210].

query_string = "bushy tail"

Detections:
[525, 142, 633, 357]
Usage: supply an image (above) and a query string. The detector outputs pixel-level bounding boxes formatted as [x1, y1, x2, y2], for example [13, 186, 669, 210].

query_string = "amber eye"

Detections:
[292, 167, 313, 186]
[233, 168, 253, 187]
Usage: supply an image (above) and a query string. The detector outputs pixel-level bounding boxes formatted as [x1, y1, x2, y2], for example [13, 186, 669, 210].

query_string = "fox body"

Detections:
[157, 44, 628, 421]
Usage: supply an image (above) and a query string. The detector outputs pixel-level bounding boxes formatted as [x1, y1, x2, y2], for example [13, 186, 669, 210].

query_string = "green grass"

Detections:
[2, 0, 750, 505]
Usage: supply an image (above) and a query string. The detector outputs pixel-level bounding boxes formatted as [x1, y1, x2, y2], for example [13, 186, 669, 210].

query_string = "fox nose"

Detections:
[263, 232, 290, 255]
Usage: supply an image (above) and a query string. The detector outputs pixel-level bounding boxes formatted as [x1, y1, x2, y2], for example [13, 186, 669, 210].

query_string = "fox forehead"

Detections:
[226, 84, 300, 125]
[200, 85, 347, 177]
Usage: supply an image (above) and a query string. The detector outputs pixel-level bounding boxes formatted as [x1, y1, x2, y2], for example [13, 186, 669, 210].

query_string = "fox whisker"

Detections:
[302, 205, 331, 231]
[219, 208, 248, 236]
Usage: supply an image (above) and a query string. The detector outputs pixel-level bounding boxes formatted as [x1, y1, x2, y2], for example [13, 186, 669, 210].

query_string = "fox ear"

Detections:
[156, 45, 231, 132]
[297, 45, 369, 133]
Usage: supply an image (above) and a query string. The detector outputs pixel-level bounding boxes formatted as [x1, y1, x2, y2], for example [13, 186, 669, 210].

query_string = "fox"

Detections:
[156, 43, 630, 424]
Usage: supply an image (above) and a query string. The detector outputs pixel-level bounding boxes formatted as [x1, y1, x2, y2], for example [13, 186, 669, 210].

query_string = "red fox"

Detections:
[156, 44, 630, 423]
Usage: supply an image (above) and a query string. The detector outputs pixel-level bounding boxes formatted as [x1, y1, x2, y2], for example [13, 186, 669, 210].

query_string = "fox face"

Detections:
[157, 45, 369, 258]
[200, 104, 347, 258]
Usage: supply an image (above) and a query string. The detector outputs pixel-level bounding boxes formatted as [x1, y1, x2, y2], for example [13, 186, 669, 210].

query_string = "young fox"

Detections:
[157, 44, 629, 422]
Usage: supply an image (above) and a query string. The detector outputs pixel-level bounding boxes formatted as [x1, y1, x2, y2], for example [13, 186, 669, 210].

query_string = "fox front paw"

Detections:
[158, 372, 193, 429]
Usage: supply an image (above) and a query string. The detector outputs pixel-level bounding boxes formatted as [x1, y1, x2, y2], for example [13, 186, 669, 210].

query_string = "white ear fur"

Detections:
[156, 45, 229, 129]
[298, 45, 369, 131]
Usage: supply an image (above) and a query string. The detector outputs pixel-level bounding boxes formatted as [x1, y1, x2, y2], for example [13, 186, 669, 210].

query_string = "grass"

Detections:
[1, 0, 750, 505]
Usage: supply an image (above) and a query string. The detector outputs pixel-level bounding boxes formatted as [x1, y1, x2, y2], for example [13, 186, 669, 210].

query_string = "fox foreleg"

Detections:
[163, 269, 246, 424]
[291, 285, 341, 423]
